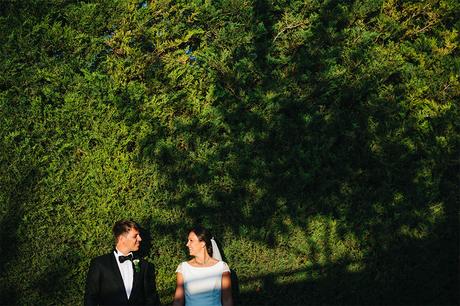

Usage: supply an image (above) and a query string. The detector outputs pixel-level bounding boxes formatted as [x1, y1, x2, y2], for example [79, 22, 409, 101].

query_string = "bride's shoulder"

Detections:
[209, 257, 219, 265]
[220, 261, 231, 272]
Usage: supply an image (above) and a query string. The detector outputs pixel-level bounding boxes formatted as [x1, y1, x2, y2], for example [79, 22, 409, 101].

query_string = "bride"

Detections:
[173, 226, 233, 306]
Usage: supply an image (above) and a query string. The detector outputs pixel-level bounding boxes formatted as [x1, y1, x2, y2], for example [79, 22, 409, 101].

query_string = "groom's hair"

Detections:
[112, 220, 139, 242]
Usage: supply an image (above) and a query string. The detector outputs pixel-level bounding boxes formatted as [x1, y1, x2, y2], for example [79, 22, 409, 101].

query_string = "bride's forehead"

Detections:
[188, 231, 199, 240]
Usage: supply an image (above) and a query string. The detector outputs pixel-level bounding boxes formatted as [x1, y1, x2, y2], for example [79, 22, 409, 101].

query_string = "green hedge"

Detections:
[1, 0, 458, 304]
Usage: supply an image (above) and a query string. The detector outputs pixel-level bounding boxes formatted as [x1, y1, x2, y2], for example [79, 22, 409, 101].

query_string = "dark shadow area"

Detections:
[236, 224, 458, 305]
[137, 218, 154, 258]
[215, 237, 241, 306]
[33, 250, 81, 305]
[128, 0, 458, 302]
[136, 220, 162, 305]
[0, 167, 39, 305]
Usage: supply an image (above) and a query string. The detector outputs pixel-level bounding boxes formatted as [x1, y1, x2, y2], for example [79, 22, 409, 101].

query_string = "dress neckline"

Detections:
[185, 260, 221, 269]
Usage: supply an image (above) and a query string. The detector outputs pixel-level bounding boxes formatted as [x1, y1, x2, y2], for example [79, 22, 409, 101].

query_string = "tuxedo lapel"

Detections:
[109, 253, 130, 303]
[129, 260, 141, 302]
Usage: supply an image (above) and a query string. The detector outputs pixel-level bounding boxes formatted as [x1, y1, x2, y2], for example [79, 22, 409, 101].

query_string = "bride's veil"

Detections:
[210, 237, 222, 261]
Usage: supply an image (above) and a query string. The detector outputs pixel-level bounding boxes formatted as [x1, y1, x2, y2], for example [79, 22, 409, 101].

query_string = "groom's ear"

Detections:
[117, 233, 126, 245]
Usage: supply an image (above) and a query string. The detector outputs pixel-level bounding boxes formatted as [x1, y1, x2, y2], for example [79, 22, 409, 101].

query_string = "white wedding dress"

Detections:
[176, 261, 230, 306]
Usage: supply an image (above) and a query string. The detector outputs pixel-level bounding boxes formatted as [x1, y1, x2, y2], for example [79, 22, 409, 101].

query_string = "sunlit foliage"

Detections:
[1, 0, 458, 304]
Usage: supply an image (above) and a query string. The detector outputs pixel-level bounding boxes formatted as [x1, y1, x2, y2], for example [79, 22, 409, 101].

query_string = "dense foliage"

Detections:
[1, 0, 458, 304]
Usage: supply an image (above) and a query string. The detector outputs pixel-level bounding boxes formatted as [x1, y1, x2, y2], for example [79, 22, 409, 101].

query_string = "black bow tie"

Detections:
[118, 254, 133, 263]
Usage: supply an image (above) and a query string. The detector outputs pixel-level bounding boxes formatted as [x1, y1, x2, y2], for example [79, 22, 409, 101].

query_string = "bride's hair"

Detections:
[189, 225, 213, 257]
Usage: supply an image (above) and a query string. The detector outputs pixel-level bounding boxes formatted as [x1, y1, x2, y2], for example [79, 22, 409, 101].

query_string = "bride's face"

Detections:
[186, 231, 205, 257]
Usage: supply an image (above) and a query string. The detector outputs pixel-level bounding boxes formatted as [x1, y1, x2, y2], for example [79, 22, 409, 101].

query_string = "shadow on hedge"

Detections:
[0, 167, 40, 304]
[113, 0, 458, 304]
[234, 229, 458, 305]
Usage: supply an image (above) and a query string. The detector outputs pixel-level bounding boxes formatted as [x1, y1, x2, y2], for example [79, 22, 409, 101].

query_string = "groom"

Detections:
[84, 220, 160, 305]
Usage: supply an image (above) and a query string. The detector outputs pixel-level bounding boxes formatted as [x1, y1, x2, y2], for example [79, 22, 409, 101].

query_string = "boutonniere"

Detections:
[133, 259, 140, 273]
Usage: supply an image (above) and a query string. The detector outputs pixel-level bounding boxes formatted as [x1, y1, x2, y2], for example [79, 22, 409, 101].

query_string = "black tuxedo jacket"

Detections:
[84, 252, 160, 306]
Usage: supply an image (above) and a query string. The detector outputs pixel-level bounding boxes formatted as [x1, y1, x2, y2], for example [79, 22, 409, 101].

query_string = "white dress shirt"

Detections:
[114, 249, 134, 299]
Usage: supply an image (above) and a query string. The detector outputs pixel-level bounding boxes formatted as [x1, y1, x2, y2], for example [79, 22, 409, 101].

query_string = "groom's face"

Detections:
[120, 228, 142, 252]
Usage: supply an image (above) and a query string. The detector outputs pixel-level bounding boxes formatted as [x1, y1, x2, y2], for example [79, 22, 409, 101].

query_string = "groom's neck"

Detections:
[116, 246, 131, 255]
